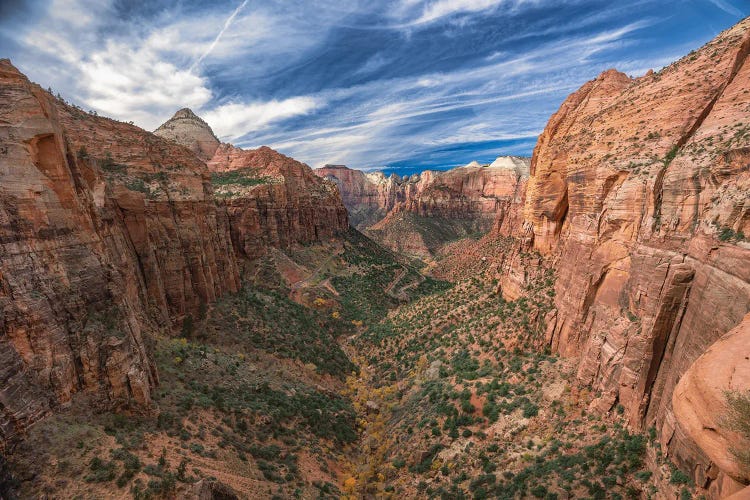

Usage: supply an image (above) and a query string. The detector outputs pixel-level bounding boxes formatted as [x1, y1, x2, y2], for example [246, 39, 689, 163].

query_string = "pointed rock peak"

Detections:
[171, 107, 200, 120]
[0, 58, 30, 83]
[592, 68, 632, 88]
[154, 108, 220, 161]
[463, 160, 482, 168]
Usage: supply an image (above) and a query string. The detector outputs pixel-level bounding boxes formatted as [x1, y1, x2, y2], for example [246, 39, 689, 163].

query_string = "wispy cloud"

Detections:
[410, 0, 504, 24]
[706, 0, 743, 17]
[1, 0, 746, 170]
[203, 96, 323, 141]
[190, 0, 249, 71]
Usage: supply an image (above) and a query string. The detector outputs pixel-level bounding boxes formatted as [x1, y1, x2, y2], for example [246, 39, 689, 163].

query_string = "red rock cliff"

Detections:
[0, 58, 344, 451]
[207, 144, 349, 259]
[0, 59, 246, 447]
[498, 19, 750, 497]
[315, 157, 529, 229]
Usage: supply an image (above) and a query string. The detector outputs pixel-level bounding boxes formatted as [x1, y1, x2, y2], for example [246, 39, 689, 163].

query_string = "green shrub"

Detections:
[211, 169, 271, 187]
[86, 457, 116, 483]
[669, 467, 691, 485]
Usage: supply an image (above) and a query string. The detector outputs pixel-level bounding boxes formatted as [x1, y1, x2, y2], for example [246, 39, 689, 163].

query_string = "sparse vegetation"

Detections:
[210, 168, 272, 187]
[725, 390, 750, 470]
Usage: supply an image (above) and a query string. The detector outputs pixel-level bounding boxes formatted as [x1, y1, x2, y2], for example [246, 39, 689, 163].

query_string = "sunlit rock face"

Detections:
[672, 313, 750, 498]
[0, 58, 240, 445]
[314, 157, 530, 229]
[207, 144, 349, 259]
[493, 19, 750, 497]
[0, 60, 348, 449]
[153, 108, 220, 161]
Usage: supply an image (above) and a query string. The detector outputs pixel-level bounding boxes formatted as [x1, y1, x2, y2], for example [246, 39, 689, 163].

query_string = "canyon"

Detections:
[314, 156, 530, 228]
[0, 16, 749, 500]
[315, 157, 530, 257]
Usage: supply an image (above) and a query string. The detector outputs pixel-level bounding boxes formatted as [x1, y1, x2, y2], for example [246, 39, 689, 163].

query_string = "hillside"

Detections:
[495, 17, 750, 498]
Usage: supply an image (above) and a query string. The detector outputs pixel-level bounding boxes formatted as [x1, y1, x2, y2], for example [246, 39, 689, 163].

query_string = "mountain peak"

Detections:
[171, 107, 200, 119]
[154, 108, 220, 161]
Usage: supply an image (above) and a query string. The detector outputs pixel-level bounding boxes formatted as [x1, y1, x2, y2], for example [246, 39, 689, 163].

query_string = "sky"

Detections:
[1, 1, 748, 173]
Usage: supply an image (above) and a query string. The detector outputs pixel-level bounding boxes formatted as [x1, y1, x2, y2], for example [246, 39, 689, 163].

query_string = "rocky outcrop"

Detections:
[187, 479, 240, 500]
[495, 19, 750, 496]
[153, 108, 220, 161]
[314, 157, 530, 229]
[671, 314, 750, 498]
[208, 144, 349, 259]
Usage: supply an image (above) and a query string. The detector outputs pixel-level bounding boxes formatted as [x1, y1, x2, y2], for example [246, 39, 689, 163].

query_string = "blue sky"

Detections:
[1, 1, 747, 172]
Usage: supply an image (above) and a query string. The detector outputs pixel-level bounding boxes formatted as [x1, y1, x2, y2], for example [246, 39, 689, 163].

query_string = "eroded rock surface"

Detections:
[153, 108, 220, 161]
[672, 314, 750, 498]
[208, 144, 349, 259]
[315, 157, 529, 229]
[0, 61, 347, 449]
[493, 19, 750, 496]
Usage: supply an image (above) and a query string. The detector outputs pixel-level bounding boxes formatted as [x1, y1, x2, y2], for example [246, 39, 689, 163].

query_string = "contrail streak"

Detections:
[190, 0, 249, 71]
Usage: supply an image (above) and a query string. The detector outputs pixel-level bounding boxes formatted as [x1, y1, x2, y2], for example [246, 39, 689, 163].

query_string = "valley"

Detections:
[1, 14, 750, 500]
[4, 229, 664, 499]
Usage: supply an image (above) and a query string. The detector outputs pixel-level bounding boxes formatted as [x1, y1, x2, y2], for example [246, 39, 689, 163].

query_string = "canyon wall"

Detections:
[497, 19, 750, 496]
[0, 61, 347, 449]
[315, 157, 530, 229]
[208, 144, 349, 259]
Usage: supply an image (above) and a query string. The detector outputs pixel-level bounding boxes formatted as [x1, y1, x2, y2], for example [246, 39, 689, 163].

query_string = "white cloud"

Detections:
[77, 39, 212, 128]
[355, 53, 391, 75]
[202, 97, 323, 141]
[14, 0, 284, 130]
[413, 0, 503, 24]
[706, 0, 743, 17]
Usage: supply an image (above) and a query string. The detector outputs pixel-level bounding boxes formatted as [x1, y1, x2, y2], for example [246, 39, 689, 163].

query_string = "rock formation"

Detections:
[207, 144, 349, 259]
[0, 60, 347, 450]
[153, 108, 220, 161]
[314, 157, 530, 229]
[0, 59, 231, 446]
[672, 313, 750, 497]
[493, 19, 750, 497]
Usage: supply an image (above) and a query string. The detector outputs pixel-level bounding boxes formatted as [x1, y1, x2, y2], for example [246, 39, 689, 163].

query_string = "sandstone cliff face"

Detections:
[498, 20, 750, 496]
[0, 60, 242, 447]
[153, 108, 220, 161]
[671, 314, 750, 497]
[314, 157, 530, 229]
[0, 64, 351, 449]
[208, 144, 349, 259]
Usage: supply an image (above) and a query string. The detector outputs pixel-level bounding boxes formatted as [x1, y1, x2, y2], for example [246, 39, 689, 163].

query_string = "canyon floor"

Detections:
[4, 229, 698, 499]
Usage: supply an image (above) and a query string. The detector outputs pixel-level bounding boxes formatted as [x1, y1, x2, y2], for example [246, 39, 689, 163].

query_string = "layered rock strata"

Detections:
[315, 157, 530, 229]
[208, 144, 349, 259]
[153, 108, 220, 161]
[493, 19, 750, 497]
[0, 61, 347, 449]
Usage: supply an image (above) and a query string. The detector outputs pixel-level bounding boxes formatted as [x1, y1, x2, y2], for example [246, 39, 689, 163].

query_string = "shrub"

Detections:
[211, 169, 272, 187]
[86, 457, 116, 483]
[523, 402, 539, 418]
[669, 467, 691, 485]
